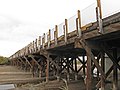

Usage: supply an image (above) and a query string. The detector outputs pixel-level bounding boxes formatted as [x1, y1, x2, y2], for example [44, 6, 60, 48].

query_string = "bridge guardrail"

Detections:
[101, 0, 120, 18]
[58, 22, 65, 37]
[9, 0, 120, 59]
[68, 14, 77, 33]
[81, 2, 97, 27]
[51, 28, 55, 41]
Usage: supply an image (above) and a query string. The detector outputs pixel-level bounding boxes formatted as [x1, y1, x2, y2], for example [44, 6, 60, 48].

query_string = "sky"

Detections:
[0, 0, 98, 57]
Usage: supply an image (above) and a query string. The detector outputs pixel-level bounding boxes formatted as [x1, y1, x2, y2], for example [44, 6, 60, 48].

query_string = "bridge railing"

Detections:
[101, 0, 120, 18]
[81, 2, 97, 27]
[9, 2, 96, 58]
[58, 22, 64, 37]
[9, 0, 120, 59]
[68, 15, 77, 33]
[51, 28, 55, 41]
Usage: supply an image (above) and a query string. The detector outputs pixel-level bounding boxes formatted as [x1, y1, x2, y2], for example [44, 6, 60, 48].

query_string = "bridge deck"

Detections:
[37, 12, 120, 57]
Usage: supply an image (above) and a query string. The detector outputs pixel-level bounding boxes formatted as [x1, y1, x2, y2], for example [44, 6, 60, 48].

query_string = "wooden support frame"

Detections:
[70, 58, 75, 76]
[75, 57, 77, 74]
[101, 51, 105, 90]
[95, 45, 120, 89]
[29, 55, 41, 68]
[80, 39, 106, 79]
[19, 58, 26, 70]
[18, 59, 21, 67]
[113, 48, 118, 90]
[58, 57, 70, 74]
[66, 58, 70, 81]
[86, 47, 92, 90]
[49, 56, 60, 81]
[96, 57, 120, 89]
[58, 56, 84, 81]
[11, 60, 14, 66]
[59, 58, 67, 73]
[82, 55, 86, 77]
[24, 56, 32, 68]
[16, 59, 22, 68]
[29, 55, 42, 78]
[46, 54, 50, 82]
[106, 51, 120, 70]
[56, 57, 60, 81]
[79, 38, 108, 90]
[91, 52, 101, 78]
[76, 57, 87, 73]
[14, 59, 17, 66]
[49, 57, 60, 70]
[101, 44, 120, 70]
[24, 56, 33, 72]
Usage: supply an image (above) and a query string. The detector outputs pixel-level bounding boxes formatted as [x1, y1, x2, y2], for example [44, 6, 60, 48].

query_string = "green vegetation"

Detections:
[0, 56, 9, 65]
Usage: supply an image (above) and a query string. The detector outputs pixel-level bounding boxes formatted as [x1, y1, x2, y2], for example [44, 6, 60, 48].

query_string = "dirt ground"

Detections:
[0, 65, 32, 80]
[0, 65, 120, 90]
[0, 65, 22, 72]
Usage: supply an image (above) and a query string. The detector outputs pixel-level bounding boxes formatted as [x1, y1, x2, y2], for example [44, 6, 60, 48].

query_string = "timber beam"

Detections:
[78, 37, 107, 90]
[80, 38, 106, 79]
[29, 55, 42, 78]
[19, 58, 26, 70]
[23, 56, 33, 72]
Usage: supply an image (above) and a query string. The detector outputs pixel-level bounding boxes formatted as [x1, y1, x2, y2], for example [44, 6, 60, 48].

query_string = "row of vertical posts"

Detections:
[9, 0, 103, 60]
[9, 9, 82, 59]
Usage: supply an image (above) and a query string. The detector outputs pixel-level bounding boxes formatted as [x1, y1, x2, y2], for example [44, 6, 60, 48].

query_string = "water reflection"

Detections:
[0, 84, 15, 90]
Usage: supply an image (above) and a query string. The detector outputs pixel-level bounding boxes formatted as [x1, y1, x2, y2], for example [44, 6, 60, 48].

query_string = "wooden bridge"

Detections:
[9, 0, 120, 90]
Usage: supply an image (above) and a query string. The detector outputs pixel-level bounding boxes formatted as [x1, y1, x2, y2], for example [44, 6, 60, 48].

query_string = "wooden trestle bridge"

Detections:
[9, 0, 120, 90]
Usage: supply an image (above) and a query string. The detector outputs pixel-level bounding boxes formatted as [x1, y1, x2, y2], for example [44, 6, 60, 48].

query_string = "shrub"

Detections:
[0, 56, 9, 65]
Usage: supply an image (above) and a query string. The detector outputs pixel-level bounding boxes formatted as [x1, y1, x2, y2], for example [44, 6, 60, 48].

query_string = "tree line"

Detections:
[0, 56, 9, 65]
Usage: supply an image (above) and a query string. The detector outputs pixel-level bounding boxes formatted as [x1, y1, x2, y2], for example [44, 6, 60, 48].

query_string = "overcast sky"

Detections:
[0, 0, 118, 57]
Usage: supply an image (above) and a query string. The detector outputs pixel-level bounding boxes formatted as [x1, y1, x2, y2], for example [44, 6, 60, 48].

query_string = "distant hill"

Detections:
[0, 56, 9, 65]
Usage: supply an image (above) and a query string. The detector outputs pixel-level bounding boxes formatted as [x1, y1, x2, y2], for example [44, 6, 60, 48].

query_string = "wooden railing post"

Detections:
[96, 0, 103, 33]
[38, 36, 41, 50]
[77, 10, 82, 37]
[32, 41, 34, 53]
[97, 0, 102, 19]
[42, 33, 45, 49]
[64, 19, 68, 44]
[48, 29, 51, 48]
[54, 25, 58, 45]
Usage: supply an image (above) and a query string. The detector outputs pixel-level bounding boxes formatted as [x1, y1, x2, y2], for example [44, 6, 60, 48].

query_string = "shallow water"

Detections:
[0, 84, 15, 90]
